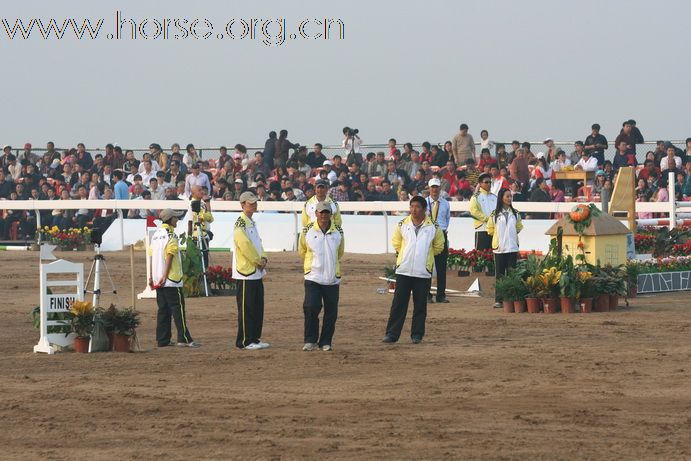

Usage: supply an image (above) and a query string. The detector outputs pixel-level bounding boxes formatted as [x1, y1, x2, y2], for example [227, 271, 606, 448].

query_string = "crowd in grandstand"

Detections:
[1, 121, 691, 240]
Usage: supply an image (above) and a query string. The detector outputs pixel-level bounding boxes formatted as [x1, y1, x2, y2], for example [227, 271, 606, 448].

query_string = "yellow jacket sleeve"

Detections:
[165, 237, 179, 258]
[338, 232, 345, 259]
[233, 226, 262, 268]
[202, 210, 213, 223]
[392, 223, 403, 254]
[469, 195, 488, 223]
[516, 214, 523, 233]
[300, 205, 310, 228]
[486, 213, 496, 236]
[333, 205, 342, 227]
[432, 227, 445, 256]
[298, 227, 308, 260]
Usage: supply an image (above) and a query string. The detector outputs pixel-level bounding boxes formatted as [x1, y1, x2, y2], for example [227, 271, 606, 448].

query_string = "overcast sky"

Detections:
[2, 0, 689, 150]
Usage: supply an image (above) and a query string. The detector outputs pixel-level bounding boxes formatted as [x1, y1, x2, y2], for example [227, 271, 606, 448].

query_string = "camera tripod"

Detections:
[85, 244, 118, 308]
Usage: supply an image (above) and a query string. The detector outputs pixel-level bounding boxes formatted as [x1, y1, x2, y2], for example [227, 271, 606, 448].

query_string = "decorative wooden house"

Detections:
[545, 214, 631, 266]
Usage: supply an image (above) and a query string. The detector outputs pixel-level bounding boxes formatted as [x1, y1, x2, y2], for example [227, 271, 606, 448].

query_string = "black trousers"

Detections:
[432, 230, 449, 300]
[303, 280, 339, 346]
[494, 252, 518, 302]
[475, 231, 492, 251]
[156, 286, 193, 345]
[236, 279, 265, 348]
[385, 274, 431, 341]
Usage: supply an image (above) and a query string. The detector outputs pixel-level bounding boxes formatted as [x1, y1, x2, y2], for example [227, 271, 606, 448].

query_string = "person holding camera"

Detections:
[150, 209, 200, 348]
[342, 126, 363, 166]
[189, 185, 214, 274]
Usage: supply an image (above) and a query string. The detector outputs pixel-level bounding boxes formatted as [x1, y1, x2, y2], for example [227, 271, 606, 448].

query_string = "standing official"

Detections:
[232, 192, 270, 350]
[301, 179, 342, 227]
[383, 196, 445, 344]
[150, 209, 200, 348]
[298, 202, 345, 351]
[469, 173, 497, 250]
[487, 188, 523, 308]
[427, 178, 451, 303]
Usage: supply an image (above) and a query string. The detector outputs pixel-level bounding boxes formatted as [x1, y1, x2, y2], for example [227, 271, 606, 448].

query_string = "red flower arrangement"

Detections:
[448, 248, 494, 272]
[206, 265, 236, 292]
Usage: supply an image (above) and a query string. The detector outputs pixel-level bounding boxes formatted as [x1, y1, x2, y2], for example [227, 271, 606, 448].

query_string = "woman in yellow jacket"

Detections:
[487, 188, 523, 308]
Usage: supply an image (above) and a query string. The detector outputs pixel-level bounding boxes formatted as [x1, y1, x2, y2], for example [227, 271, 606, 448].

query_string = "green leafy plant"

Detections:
[653, 227, 690, 257]
[495, 270, 526, 301]
[66, 300, 95, 338]
[383, 264, 396, 279]
[111, 307, 140, 336]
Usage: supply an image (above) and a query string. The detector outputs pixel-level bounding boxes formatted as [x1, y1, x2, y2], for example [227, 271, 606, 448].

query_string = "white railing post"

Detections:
[668, 171, 676, 230]
[118, 209, 125, 250]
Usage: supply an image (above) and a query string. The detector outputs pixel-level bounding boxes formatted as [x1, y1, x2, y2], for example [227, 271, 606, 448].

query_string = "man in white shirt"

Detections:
[139, 160, 156, 186]
[322, 160, 338, 184]
[184, 163, 211, 197]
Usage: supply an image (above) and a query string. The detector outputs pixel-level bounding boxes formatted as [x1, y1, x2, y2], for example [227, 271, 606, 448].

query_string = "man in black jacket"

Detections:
[263, 131, 277, 170]
[528, 178, 551, 219]
[306, 143, 327, 168]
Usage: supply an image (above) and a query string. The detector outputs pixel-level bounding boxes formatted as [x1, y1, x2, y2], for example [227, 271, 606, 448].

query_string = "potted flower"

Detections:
[576, 270, 595, 313]
[600, 264, 626, 310]
[207, 265, 237, 296]
[66, 300, 95, 353]
[494, 272, 517, 313]
[524, 275, 546, 313]
[591, 274, 611, 312]
[558, 263, 578, 314]
[483, 250, 496, 276]
[540, 267, 561, 313]
[111, 307, 140, 352]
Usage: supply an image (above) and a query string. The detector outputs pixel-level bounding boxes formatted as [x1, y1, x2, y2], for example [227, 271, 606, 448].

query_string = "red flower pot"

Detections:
[580, 298, 593, 313]
[609, 294, 619, 311]
[113, 333, 131, 353]
[560, 297, 576, 314]
[628, 286, 637, 298]
[526, 297, 541, 313]
[513, 300, 526, 313]
[73, 336, 90, 353]
[542, 298, 558, 314]
[502, 300, 514, 313]
[594, 294, 609, 312]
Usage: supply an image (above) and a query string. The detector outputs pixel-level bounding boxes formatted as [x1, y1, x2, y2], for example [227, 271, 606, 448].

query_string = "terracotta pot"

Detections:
[609, 294, 619, 311]
[387, 281, 396, 290]
[580, 298, 593, 313]
[594, 294, 609, 312]
[526, 297, 541, 314]
[73, 336, 90, 353]
[560, 297, 576, 314]
[112, 333, 131, 353]
[628, 286, 637, 298]
[542, 298, 558, 314]
[457, 270, 470, 277]
[502, 300, 514, 313]
[513, 300, 526, 313]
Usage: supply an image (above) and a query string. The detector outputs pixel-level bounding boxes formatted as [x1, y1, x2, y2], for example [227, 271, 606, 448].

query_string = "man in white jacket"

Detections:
[298, 201, 345, 351]
[383, 196, 445, 344]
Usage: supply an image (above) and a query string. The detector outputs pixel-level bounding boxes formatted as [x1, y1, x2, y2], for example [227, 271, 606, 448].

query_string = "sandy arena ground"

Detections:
[0, 249, 690, 460]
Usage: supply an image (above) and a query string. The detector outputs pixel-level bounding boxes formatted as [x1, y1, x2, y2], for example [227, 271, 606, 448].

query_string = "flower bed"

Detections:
[39, 226, 91, 250]
[207, 265, 237, 295]
[448, 248, 494, 274]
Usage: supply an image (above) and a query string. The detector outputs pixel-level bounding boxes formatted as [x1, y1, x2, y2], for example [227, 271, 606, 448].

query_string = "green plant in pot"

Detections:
[66, 300, 95, 353]
[524, 275, 546, 313]
[111, 307, 141, 352]
[495, 270, 524, 313]
[576, 269, 596, 312]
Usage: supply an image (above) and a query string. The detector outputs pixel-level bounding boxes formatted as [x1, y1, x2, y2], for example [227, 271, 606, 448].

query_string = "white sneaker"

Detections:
[302, 343, 318, 351]
[257, 341, 270, 349]
[244, 343, 263, 350]
[321, 344, 332, 351]
[177, 341, 201, 348]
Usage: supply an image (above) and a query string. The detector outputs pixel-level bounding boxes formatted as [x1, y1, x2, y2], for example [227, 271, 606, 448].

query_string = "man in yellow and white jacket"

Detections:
[149, 208, 199, 348]
[383, 196, 445, 344]
[232, 192, 270, 350]
[298, 201, 345, 351]
[301, 179, 342, 228]
[469, 172, 498, 250]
